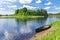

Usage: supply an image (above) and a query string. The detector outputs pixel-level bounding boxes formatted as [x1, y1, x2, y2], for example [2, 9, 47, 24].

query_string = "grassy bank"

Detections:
[39, 20, 60, 40]
[0, 16, 45, 19]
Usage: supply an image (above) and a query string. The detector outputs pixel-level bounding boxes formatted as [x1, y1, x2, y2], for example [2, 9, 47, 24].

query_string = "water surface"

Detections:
[0, 16, 60, 40]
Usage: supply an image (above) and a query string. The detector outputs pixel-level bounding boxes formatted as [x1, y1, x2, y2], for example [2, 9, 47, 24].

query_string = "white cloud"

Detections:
[20, 5, 39, 9]
[8, 5, 17, 8]
[7, 5, 17, 10]
[0, 11, 14, 15]
[0, 8, 5, 10]
[45, 1, 52, 5]
[0, 1, 11, 5]
[55, 7, 60, 9]
[0, 1, 7, 4]
[0, 0, 16, 5]
[53, 6, 60, 9]
[0, 0, 17, 15]
[6, 0, 17, 2]
[1, 0, 17, 2]
[36, 0, 41, 3]
[43, 7, 50, 9]
[19, 0, 32, 4]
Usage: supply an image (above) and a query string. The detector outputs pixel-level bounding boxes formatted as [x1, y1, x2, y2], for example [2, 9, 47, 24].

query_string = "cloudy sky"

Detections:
[0, 0, 60, 15]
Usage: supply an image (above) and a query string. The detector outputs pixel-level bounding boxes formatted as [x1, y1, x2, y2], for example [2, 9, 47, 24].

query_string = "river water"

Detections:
[0, 16, 60, 40]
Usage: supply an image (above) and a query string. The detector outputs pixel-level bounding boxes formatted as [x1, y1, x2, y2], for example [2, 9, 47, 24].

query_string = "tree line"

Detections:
[15, 7, 48, 17]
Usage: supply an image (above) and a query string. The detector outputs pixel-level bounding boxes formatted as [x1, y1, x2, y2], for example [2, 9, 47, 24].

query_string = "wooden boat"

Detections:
[36, 25, 51, 33]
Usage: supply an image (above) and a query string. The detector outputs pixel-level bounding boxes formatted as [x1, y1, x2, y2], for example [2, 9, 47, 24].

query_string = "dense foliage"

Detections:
[15, 7, 48, 17]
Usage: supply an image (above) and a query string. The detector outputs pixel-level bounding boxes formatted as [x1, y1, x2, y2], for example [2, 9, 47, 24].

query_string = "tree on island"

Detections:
[15, 7, 48, 17]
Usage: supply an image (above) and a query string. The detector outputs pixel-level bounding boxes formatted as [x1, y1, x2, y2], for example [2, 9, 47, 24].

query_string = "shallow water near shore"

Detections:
[0, 16, 60, 40]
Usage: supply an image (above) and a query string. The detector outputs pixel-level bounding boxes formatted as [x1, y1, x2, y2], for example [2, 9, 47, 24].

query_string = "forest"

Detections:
[14, 7, 48, 17]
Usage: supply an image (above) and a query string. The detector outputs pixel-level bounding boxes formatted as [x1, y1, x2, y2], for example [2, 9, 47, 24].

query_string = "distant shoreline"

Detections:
[0, 16, 45, 19]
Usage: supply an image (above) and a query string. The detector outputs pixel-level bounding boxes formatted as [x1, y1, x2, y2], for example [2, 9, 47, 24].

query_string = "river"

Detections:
[0, 16, 60, 40]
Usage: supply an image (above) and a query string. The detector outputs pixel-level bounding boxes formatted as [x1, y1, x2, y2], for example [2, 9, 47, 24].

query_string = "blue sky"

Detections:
[0, 0, 60, 15]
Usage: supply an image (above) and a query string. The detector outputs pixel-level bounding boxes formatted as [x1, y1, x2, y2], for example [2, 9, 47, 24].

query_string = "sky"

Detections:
[0, 0, 60, 15]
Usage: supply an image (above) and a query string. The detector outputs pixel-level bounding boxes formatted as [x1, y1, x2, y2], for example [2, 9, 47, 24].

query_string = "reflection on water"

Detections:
[0, 16, 60, 40]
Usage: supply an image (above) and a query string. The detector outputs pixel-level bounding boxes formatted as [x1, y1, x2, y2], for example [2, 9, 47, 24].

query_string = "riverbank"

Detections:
[30, 20, 60, 40]
[0, 16, 45, 19]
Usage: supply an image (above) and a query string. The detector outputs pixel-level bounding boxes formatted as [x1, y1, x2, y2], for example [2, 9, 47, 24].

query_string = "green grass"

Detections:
[39, 20, 60, 40]
[0, 16, 44, 19]
[0, 15, 45, 21]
